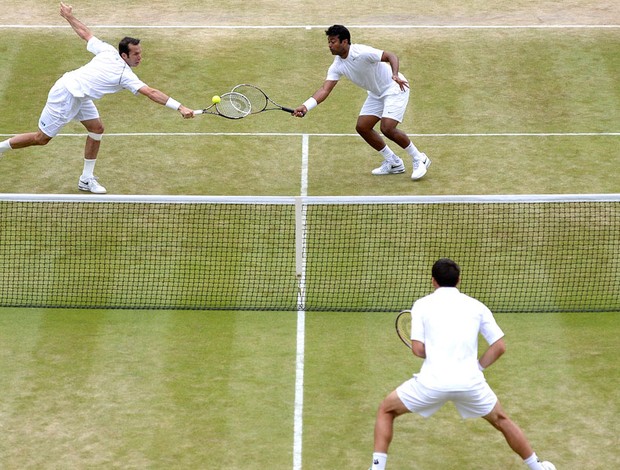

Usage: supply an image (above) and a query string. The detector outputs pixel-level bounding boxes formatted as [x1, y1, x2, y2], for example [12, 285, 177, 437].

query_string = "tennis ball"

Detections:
[212, 95, 221, 104]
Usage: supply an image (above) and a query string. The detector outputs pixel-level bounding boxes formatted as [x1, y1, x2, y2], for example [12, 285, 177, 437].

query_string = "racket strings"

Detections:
[233, 85, 268, 113]
[217, 93, 251, 119]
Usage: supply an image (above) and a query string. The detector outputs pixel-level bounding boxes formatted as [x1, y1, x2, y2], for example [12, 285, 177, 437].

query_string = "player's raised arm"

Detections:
[60, 2, 93, 42]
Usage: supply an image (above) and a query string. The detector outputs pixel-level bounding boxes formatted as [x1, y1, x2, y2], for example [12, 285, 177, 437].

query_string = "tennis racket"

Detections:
[395, 310, 412, 349]
[231, 84, 295, 114]
[194, 92, 251, 119]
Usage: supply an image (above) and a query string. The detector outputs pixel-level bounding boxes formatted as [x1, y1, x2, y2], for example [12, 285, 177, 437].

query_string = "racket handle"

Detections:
[194, 109, 204, 115]
[281, 107, 295, 113]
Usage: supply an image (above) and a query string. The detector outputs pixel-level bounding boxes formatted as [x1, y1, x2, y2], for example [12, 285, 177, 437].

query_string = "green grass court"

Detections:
[1, 1, 619, 468]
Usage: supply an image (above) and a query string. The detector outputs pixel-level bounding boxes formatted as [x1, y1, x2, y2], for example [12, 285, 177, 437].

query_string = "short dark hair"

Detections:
[118, 37, 140, 55]
[325, 25, 351, 43]
[432, 258, 461, 287]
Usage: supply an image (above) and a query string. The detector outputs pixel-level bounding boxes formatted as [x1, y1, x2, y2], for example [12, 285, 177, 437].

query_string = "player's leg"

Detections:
[381, 92, 430, 180]
[0, 94, 59, 154]
[77, 102, 107, 194]
[379, 118, 410, 148]
[370, 390, 410, 470]
[357, 95, 405, 175]
[370, 379, 445, 470]
[483, 400, 549, 470]
[0, 131, 53, 153]
[82, 118, 104, 161]
[356, 113, 405, 175]
[356, 114, 385, 151]
[374, 390, 410, 452]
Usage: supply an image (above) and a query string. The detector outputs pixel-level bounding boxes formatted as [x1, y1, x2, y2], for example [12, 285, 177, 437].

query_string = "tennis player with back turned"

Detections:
[369, 258, 555, 470]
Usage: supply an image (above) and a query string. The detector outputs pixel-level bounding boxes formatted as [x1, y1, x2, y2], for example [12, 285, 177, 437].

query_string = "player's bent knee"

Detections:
[35, 133, 53, 146]
[87, 132, 104, 141]
[380, 125, 399, 140]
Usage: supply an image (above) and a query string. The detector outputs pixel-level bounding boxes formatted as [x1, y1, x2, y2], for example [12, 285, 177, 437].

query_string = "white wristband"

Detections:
[478, 362, 485, 371]
[166, 97, 181, 110]
[302, 97, 318, 112]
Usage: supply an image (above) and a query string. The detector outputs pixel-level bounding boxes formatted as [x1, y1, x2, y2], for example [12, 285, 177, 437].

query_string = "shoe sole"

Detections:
[372, 166, 405, 175]
[78, 183, 107, 194]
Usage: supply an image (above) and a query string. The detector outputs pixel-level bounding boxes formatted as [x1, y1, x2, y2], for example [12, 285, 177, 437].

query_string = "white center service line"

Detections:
[293, 134, 309, 470]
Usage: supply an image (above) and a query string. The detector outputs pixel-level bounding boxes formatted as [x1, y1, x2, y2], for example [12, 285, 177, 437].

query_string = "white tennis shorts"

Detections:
[38, 81, 100, 138]
[359, 87, 409, 123]
[396, 375, 498, 419]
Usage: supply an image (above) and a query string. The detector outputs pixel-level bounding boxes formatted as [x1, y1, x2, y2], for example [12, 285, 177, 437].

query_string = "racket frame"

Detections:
[194, 91, 251, 119]
[395, 309, 412, 349]
[231, 84, 295, 114]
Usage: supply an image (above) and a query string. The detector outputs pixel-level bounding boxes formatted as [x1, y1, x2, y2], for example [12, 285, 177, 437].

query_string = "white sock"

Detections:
[524, 453, 544, 470]
[378, 145, 398, 162]
[0, 139, 13, 152]
[82, 158, 96, 179]
[371, 452, 388, 470]
[405, 142, 423, 160]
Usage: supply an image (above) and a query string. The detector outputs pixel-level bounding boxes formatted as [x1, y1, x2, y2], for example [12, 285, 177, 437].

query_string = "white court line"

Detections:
[1, 24, 619, 29]
[292, 135, 309, 470]
[2, 132, 617, 138]
[293, 301, 305, 470]
[301, 135, 309, 196]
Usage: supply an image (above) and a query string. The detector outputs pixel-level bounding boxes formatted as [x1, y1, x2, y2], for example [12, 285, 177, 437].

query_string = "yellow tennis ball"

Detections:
[212, 95, 221, 104]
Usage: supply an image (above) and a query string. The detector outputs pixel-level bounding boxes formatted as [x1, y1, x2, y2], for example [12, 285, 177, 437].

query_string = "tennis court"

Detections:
[1, 1, 619, 468]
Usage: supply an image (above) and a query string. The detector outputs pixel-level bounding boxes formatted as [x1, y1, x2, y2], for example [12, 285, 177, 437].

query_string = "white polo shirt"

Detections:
[60, 36, 146, 100]
[410, 287, 505, 391]
[326, 43, 404, 98]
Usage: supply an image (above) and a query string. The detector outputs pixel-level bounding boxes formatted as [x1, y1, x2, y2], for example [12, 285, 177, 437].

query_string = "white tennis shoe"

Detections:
[411, 153, 431, 180]
[78, 176, 107, 194]
[372, 158, 405, 175]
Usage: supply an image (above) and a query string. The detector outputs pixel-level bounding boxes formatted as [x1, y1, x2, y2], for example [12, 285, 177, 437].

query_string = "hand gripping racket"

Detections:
[231, 84, 295, 114]
[194, 92, 251, 119]
[395, 310, 412, 349]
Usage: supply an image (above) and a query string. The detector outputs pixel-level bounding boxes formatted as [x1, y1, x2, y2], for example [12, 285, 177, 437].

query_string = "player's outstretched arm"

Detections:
[137, 86, 194, 118]
[60, 2, 93, 42]
[293, 80, 338, 117]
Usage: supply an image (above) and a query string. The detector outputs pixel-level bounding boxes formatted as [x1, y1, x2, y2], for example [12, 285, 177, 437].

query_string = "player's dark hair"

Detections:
[325, 25, 351, 43]
[118, 37, 141, 55]
[432, 258, 461, 287]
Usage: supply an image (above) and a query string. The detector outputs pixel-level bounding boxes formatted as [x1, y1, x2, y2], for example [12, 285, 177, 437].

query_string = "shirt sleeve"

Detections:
[86, 36, 116, 55]
[479, 305, 505, 345]
[325, 61, 341, 81]
[119, 67, 147, 95]
[360, 45, 383, 63]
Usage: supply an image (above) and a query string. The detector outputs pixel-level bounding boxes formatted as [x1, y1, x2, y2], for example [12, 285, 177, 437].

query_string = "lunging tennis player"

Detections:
[0, 2, 194, 193]
[293, 25, 430, 180]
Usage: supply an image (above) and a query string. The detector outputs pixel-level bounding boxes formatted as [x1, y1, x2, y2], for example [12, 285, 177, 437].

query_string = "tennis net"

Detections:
[1, 194, 618, 312]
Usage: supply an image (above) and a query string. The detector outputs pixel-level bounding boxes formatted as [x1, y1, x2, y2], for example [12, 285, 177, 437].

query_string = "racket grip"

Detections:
[194, 109, 204, 115]
[281, 107, 295, 113]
